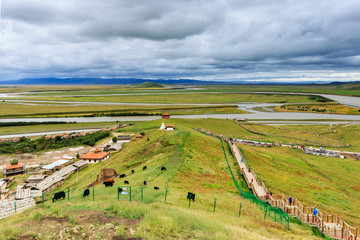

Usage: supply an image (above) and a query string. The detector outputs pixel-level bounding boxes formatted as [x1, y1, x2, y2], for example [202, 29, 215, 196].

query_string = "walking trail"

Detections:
[228, 140, 358, 240]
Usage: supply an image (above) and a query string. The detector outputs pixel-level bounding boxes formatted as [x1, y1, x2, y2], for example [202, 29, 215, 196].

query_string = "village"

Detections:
[0, 113, 176, 220]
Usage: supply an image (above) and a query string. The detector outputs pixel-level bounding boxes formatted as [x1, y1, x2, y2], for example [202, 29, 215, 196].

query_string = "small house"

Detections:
[165, 124, 174, 131]
[3, 160, 26, 177]
[135, 134, 143, 140]
[79, 148, 110, 163]
[161, 112, 171, 119]
[26, 175, 46, 183]
[117, 135, 131, 142]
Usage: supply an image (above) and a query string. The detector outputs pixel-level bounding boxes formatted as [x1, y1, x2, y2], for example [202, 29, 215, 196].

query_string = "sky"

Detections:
[0, 0, 360, 83]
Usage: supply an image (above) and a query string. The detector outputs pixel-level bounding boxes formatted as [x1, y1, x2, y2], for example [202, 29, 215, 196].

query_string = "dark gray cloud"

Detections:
[0, 0, 360, 82]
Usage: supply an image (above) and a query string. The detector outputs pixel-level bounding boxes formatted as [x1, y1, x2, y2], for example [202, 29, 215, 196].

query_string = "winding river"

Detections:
[0, 92, 359, 123]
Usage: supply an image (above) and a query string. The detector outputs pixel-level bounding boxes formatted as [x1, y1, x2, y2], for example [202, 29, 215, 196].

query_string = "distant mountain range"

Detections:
[0, 78, 358, 85]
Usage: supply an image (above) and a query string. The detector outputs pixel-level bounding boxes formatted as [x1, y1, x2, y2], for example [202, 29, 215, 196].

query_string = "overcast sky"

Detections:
[0, 0, 360, 82]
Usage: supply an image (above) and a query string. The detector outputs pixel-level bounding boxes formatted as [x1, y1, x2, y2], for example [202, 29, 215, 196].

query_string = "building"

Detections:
[161, 112, 170, 119]
[79, 148, 110, 163]
[3, 160, 26, 177]
[41, 159, 70, 171]
[26, 175, 46, 183]
[117, 135, 131, 142]
[165, 124, 174, 131]
[135, 134, 143, 140]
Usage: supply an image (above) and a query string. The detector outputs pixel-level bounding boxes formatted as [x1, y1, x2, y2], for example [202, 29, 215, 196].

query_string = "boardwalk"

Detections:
[229, 142, 267, 199]
[228, 139, 358, 240]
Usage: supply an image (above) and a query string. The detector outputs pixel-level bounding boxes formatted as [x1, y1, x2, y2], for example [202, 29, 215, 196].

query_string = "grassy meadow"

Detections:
[274, 103, 360, 115]
[10, 92, 331, 104]
[0, 102, 245, 118]
[0, 124, 327, 239]
[239, 144, 360, 226]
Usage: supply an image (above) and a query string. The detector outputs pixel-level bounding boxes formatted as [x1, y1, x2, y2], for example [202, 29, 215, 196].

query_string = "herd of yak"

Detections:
[51, 165, 195, 202]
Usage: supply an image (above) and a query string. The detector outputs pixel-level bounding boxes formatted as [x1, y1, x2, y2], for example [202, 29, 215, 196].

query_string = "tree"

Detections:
[112, 137, 117, 143]
[76, 152, 80, 159]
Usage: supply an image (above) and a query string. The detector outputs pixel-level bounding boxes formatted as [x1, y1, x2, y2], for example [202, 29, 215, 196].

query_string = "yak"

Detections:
[124, 180, 129, 184]
[119, 174, 126, 178]
[161, 166, 167, 171]
[187, 192, 195, 202]
[154, 186, 159, 190]
[83, 189, 90, 197]
[103, 181, 113, 187]
[52, 191, 65, 202]
[143, 166, 147, 170]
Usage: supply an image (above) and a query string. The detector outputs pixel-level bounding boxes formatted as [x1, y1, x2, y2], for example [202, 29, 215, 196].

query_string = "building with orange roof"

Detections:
[3, 160, 26, 177]
[79, 148, 110, 163]
[161, 112, 171, 119]
[165, 124, 174, 131]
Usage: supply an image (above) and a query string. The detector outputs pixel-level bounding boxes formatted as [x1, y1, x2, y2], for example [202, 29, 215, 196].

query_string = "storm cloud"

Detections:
[0, 0, 360, 82]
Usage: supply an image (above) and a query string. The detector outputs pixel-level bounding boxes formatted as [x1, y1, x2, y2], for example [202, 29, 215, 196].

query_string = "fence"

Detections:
[38, 184, 248, 221]
[197, 128, 358, 240]
[196, 128, 290, 229]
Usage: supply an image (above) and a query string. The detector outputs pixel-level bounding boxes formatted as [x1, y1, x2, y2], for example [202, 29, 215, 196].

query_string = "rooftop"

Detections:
[5, 162, 24, 170]
[80, 151, 109, 160]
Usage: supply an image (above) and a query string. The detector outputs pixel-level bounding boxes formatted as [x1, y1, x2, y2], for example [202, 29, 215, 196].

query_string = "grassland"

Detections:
[275, 103, 360, 115]
[0, 102, 245, 118]
[0, 125, 325, 239]
[0, 122, 123, 136]
[240, 144, 360, 226]
[10, 92, 330, 104]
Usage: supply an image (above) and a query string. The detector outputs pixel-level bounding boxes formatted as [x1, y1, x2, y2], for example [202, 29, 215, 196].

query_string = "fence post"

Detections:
[238, 202, 242, 218]
[264, 204, 267, 222]
[213, 198, 217, 213]
[188, 196, 191, 208]
[117, 187, 119, 201]
[15, 201, 16, 212]
[275, 209, 277, 222]
[68, 187, 69, 201]
[141, 187, 143, 202]
[42, 193, 44, 205]
[129, 187, 132, 202]
[164, 188, 168, 203]
[93, 186, 94, 201]
[287, 214, 290, 230]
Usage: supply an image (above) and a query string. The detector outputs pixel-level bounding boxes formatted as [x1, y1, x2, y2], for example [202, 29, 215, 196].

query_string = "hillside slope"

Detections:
[0, 126, 325, 239]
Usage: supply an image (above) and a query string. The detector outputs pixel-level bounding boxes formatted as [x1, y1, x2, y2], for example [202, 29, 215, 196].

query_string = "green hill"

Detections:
[0, 123, 326, 239]
[132, 81, 165, 88]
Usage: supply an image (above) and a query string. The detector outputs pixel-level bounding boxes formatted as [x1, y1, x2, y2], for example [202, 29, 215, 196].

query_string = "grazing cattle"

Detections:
[119, 174, 126, 178]
[154, 186, 159, 190]
[107, 179, 115, 183]
[118, 187, 123, 193]
[161, 166, 166, 171]
[143, 181, 147, 185]
[131, 170, 135, 174]
[187, 192, 195, 202]
[124, 180, 129, 184]
[83, 189, 90, 197]
[143, 166, 147, 170]
[103, 181, 113, 187]
[52, 191, 65, 202]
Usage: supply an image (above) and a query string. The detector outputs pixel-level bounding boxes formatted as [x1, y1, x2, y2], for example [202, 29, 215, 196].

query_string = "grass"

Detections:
[275, 102, 360, 115]
[0, 124, 325, 239]
[10, 92, 331, 104]
[0, 122, 123, 136]
[239, 144, 360, 226]
[0, 102, 245, 118]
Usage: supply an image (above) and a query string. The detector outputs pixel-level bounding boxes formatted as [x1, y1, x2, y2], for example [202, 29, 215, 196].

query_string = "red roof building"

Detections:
[135, 134, 143, 139]
[161, 112, 171, 119]
[165, 124, 174, 131]
[79, 149, 110, 163]
[3, 162, 26, 177]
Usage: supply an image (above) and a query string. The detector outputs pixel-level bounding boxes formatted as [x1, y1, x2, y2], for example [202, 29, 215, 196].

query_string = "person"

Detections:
[251, 178, 253, 183]
[241, 158, 244, 163]
[289, 196, 292, 206]
[313, 206, 318, 223]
